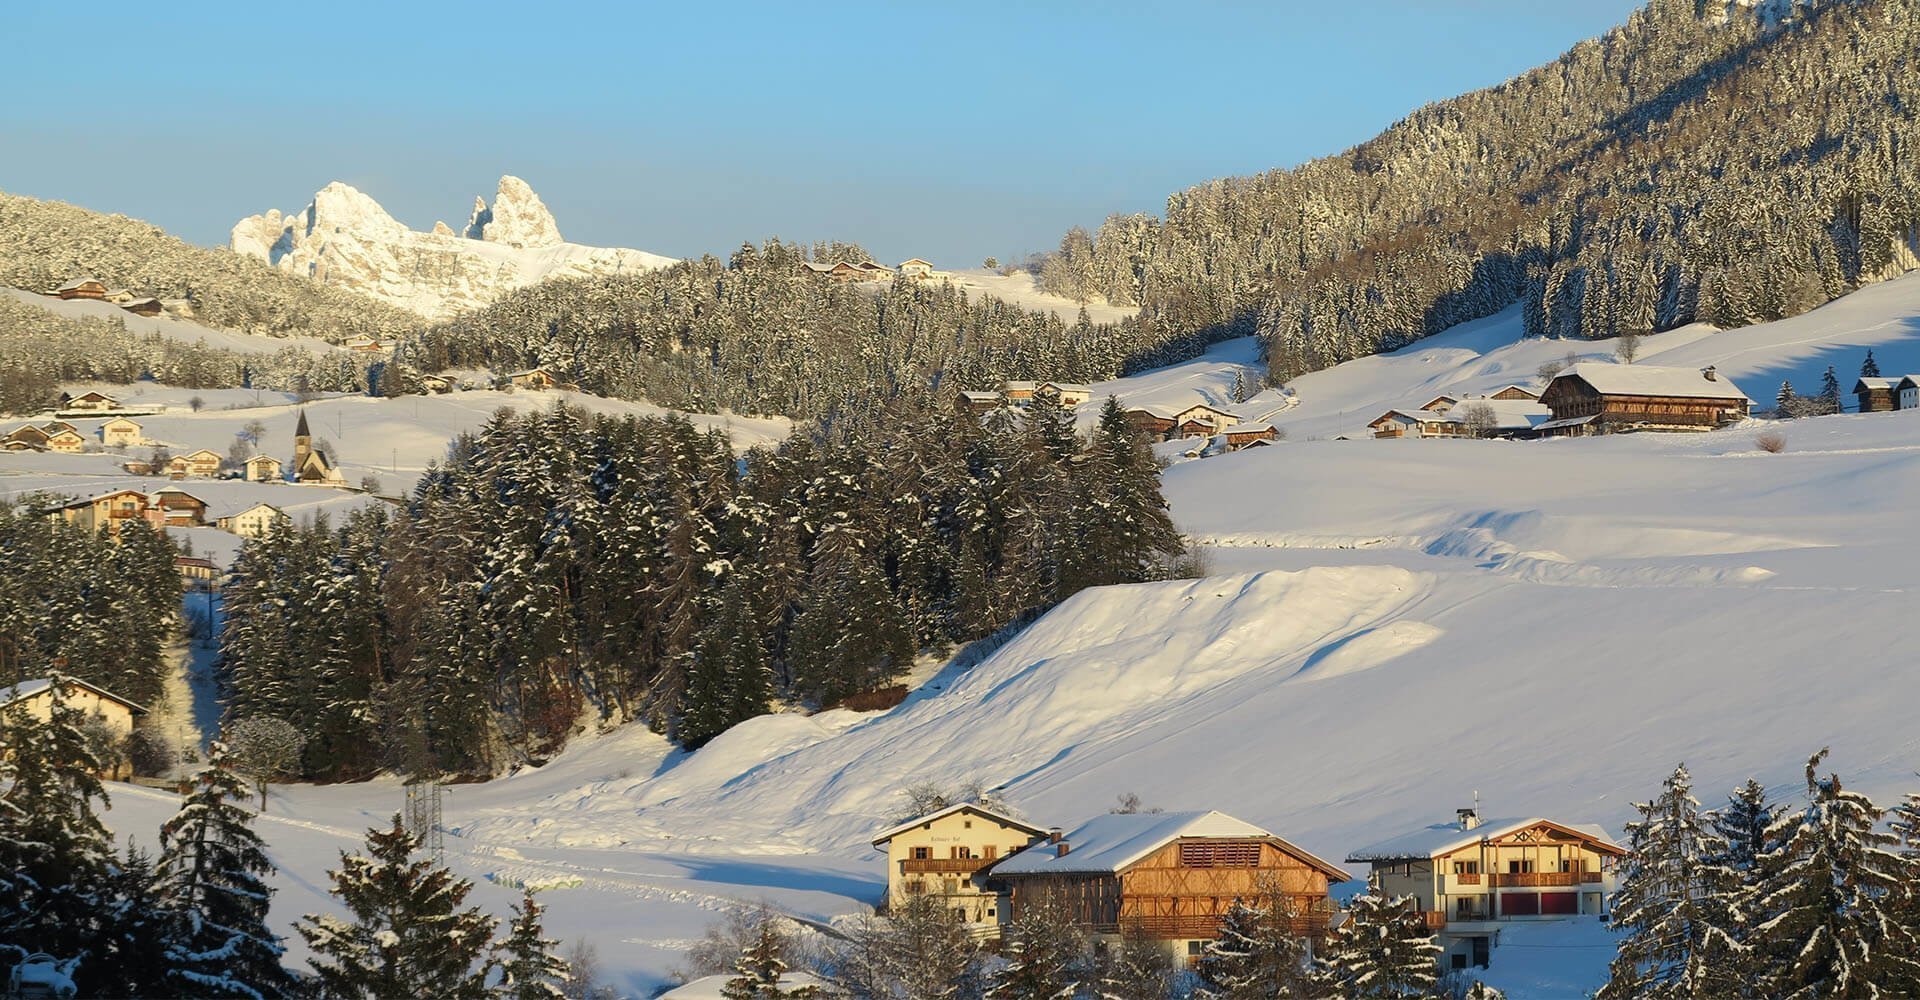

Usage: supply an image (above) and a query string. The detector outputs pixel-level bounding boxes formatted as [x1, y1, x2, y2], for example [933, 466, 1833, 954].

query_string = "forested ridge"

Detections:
[0, 191, 420, 344]
[403, 238, 1196, 421]
[1037, 0, 1920, 381]
[216, 395, 1184, 778]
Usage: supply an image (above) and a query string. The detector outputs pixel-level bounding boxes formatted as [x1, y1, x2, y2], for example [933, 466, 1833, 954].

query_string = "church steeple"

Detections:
[295, 409, 311, 439]
[293, 409, 312, 476]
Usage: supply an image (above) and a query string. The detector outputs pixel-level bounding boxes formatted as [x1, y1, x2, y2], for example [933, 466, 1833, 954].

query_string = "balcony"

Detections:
[901, 857, 992, 875]
[1420, 910, 1448, 931]
[1489, 871, 1585, 888]
[1454, 872, 1482, 886]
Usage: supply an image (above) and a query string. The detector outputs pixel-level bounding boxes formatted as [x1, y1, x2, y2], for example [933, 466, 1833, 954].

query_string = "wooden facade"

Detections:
[997, 830, 1344, 947]
[55, 278, 108, 300]
[1855, 378, 1898, 413]
[1489, 385, 1540, 401]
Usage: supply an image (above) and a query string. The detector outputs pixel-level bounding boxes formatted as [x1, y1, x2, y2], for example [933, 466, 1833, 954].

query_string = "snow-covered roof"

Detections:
[1004, 380, 1038, 391]
[661, 973, 828, 1000]
[1491, 384, 1541, 399]
[1899, 375, 1920, 390]
[988, 809, 1343, 880]
[870, 801, 1048, 847]
[1225, 423, 1276, 434]
[1552, 363, 1751, 402]
[1, 676, 148, 714]
[959, 390, 1000, 401]
[1855, 377, 1899, 391]
[898, 258, 933, 267]
[1442, 397, 1553, 430]
[1535, 415, 1598, 431]
[1039, 381, 1091, 393]
[1346, 817, 1625, 863]
[55, 277, 105, 291]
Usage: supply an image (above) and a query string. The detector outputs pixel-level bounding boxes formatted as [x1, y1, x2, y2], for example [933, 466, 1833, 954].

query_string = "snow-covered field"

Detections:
[939, 268, 1140, 325]
[2, 384, 792, 509]
[87, 275, 1920, 998]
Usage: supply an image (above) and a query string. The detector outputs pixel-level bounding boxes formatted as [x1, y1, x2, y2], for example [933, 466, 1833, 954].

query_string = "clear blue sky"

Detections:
[4, 1, 1645, 266]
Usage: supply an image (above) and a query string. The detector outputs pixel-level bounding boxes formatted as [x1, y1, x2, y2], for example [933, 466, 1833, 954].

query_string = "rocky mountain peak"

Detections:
[478, 175, 562, 248]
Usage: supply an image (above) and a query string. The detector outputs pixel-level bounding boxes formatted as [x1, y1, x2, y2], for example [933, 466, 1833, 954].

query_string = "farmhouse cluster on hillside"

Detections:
[1370, 365, 1758, 439]
[874, 801, 1621, 971]
[799, 257, 937, 282]
[48, 486, 290, 540]
[958, 380, 1283, 456]
[47, 276, 188, 320]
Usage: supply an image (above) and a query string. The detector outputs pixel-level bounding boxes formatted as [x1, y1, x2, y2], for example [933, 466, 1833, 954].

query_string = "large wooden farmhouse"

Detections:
[53, 277, 108, 300]
[1346, 811, 1626, 971]
[986, 810, 1346, 960]
[1538, 364, 1750, 435]
[62, 391, 123, 412]
[871, 803, 1051, 939]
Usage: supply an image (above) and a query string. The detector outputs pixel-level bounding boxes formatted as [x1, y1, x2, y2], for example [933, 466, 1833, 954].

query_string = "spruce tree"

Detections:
[985, 891, 1085, 1000]
[1311, 893, 1442, 999]
[1598, 764, 1739, 1000]
[93, 843, 175, 1000]
[492, 890, 571, 1000]
[1742, 749, 1920, 997]
[157, 746, 293, 999]
[0, 682, 116, 966]
[1818, 366, 1843, 415]
[1774, 380, 1796, 417]
[1091, 931, 1174, 1000]
[1861, 349, 1881, 379]
[720, 922, 820, 1000]
[1196, 890, 1311, 999]
[1710, 778, 1781, 877]
[298, 815, 497, 1000]
[879, 894, 980, 1000]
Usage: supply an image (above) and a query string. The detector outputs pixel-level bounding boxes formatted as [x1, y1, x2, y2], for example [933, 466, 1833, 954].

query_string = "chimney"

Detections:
[1702, 366, 1718, 381]
[1457, 808, 1480, 831]
[1056, 841, 1071, 857]
[1047, 827, 1063, 844]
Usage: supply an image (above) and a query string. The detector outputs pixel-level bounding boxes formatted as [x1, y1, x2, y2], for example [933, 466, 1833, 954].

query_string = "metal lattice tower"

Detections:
[403, 778, 445, 863]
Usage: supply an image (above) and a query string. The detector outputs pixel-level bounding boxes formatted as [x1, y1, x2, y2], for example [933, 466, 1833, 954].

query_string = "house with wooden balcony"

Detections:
[871, 803, 1051, 939]
[1345, 810, 1626, 972]
[1537, 364, 1750, 435]
[986, 810, 1347, 962]
[51, 489, 152, 535]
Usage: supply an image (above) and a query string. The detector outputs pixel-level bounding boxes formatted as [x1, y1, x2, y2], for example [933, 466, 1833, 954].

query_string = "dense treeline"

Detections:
[0, 295, 371, 414]
[402, 239, 1195, 421]
[0, 506, 179, 708]
[218, 395, 1183, 778]
[1038, 0, 1920, 381]
[0, 191, 419, 344]
[0, 702, 585, 999]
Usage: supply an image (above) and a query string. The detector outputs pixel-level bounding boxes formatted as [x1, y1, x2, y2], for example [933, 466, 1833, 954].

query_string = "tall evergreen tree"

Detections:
[0, 681, 115, 968]
[721, 922, 820, 1000]
[1774, 380, 1797, 417]
[92, 844, 174, 1000]
[298, 816, 497, 1000]
[492, 890, 571, 1000]
[985, 891, 1086, 1000]
[1710, 779, 1781, 878]
[1599, 764, 1739, 1000]
[1861, 349, 1882, 379]
[156, 746, 293, 999]
[1742, 750, 1920, 997]
[1091, 931, 1174, 1000]
[1311, 893, 1443, 999]
[1818, 365, 1843, 415]
[1196, 890, 1312, 1000]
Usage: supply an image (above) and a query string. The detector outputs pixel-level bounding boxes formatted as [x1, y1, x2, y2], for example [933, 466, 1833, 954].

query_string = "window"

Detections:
[951, 846, 972, 859]
[960, 878, 971, 888]
[1453, 860, 1479, 875]
[912, 847, 931, 860]
[1187, 942, 1204, 957]
[982, 846, 997, 860]
[1509, 860, 1533, 874]
[963, 819, 973, 829]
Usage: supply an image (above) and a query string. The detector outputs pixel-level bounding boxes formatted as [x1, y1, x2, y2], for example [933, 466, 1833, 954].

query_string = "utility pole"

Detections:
[403, 777, 446, 863]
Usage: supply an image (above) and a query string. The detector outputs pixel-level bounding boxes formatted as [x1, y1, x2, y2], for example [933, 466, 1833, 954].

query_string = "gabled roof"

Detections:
[1225, 422, 1277, 434]
[69, 391, 118, 403]
[182, 449, 223, 462]
[959, 390, 1001, 402]
[1490, 384, 1542, 400]
[1855, 377, 1900, 392]
[1550, 363, 1751, 403]
[1037, 381, 1091, 394]
[1420, 395, 1459, 411]
[988, 809, 1347, 881]
[102, 415, 142, 426]
[1, 676, 148, 715]
[870, 802, 1049, 848]
[898, 258, 933, 267]
[54, 277, 106, 291]
[1898, 375, 1920, 390]
[1346, 817, 1626, 863]
[1369, 409, 1434, 426]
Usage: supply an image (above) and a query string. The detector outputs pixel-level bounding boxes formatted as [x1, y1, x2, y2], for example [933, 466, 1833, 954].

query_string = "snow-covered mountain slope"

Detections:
[1083, 270, 1920, 442]
[231, 176, 676, 320]
[92, 276, 1920, 997]
[1, 287, 340, 356]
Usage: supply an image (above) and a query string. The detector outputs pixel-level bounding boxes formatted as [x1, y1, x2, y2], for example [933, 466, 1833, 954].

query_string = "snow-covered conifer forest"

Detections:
[5, 0, 1920, 996]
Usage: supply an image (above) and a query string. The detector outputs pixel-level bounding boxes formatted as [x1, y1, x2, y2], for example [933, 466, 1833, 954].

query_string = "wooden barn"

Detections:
[1224, 423, 1280, 449]
[986, 811, 1346, 961]
[1124, 406, 1178, 439]
[1855, 377, 1900, 413]
[120, 297, 164, 317]
[1538, 364, 1750, 435]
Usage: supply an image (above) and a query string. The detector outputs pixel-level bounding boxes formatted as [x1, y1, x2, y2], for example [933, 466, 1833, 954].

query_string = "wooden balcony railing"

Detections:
[1490, 871, 1584, 887]
[1420, 910, 1448, 931]
[1454, 872, 1482, 885]
[1582, 871, 1603, 883]
[902, 858, 992, 875]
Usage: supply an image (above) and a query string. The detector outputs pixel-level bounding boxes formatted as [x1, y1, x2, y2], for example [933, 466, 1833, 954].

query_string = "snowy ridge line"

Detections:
[1191, 532, 1404, 550]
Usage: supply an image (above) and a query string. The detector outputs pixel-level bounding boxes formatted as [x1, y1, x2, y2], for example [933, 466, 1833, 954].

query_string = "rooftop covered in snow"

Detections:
[1345, 817, 1625, 863]
[1550, 363, 1751, 402]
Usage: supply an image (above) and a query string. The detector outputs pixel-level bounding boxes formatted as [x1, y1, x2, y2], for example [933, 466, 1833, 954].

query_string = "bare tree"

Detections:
[188, 395, 205, 412]
[1457, 401, 1498, 438]
[1755, 430, 1787, 453]
[1615, 331, 1642, 364]
[223, 717, 307, 809]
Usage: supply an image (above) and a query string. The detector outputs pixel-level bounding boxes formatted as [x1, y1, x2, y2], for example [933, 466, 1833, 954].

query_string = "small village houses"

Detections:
[872, 803, 1051, 938]
[898, 258, 935, 278]
[505, 368, 560, 391]
[986, 810, 1346, 961]
[1037, 381, 1092, 407]
[1856, 377, 1899, 412]
[1537, 364, 1750, 435]
[150, 488, 209, 528]
[53, 489, 151, 535]
[1369, 396, 1551, 439]
[292, 411, 345, 485]
[45, 428, 87, 453]
[120, 297, 164, 317]
[419, 373, 458, 394]
[175, 555, 220, 587]
[244, 454, 285, 482]
[167, 449, 224, 479]
[1901, 375, 1920, 410]
[101, 416, 143, 448]
[218, 501, 289, 539]
[1346, 810, 1626, 971]
[0, 678, 147, 780]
